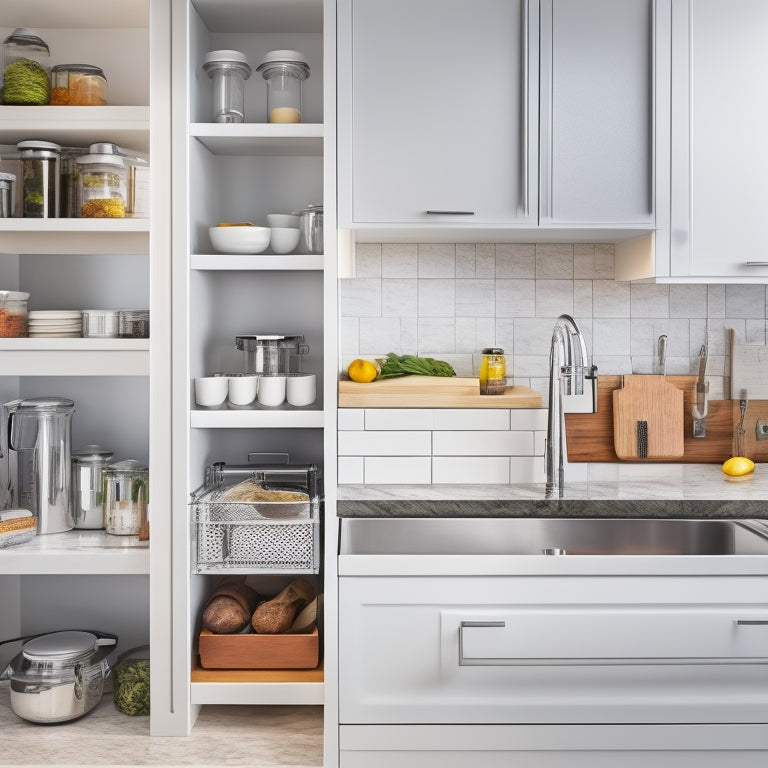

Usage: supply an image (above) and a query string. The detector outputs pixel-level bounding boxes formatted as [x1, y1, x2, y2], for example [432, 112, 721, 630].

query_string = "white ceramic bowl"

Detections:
[270, 226, 301, 254]
[266, 213, 299, 229]
[209, 225, 270, 254]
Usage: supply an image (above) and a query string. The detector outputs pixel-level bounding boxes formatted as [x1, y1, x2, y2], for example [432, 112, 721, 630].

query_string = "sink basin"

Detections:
[340, 518, 768, 556]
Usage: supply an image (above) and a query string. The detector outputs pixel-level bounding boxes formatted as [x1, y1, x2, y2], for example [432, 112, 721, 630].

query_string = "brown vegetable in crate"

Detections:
[251, 578, 316, 634]
[202, 576, 262, 634]
[219, 479, 308, 503]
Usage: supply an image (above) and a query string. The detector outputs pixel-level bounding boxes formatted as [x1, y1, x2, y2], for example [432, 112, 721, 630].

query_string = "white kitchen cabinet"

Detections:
[171, 0, 338, 740]
[0, 0, 174, 734]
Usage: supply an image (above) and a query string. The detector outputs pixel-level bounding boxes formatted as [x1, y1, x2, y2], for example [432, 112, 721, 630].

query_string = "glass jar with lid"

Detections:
[256, 50, 310, 123]
[479, 347, 507, 395]
[103, 459, 148, 536]
[50, 64, 107, 106]
[0, 290, 29, 337]
[1, 28, 50, 104]
[75, 153, 127, 218]
[202, 50, 251, 123]
[71, 444, 114, 529]
[0, 172, 15, 218]
[11, 140, 61, 218]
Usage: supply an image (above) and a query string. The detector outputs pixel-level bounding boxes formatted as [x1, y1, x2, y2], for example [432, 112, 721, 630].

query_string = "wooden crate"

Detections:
[198, 627, 319, 670]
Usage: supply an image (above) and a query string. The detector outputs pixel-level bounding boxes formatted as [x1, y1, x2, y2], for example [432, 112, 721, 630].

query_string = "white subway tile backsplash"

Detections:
[365, 409, 435, 431]
[355, 243, 382, 277]
[456, 244, 476, 278]
[592, 280, 630, 318]
[534, 431, 546, 456]
[418, 279, 456, 317]
[670, 284, 707, 318]
[382, 278, 418, 317]
[630, 283, 669, 318]
[433, 457, 510, 484]
[418, 243, 456, 277]
[365, 457, 432, 484]
[535, 279, 574, 318]
[535, 243, 574, 279]
[455, 317, 479, 353]
[509, 409, 549, 430]
[340, 317, 360, 355]
[382, 243, 418, 277]
[476, 244, 496, 278]
[496, 278, 535, 318]
[340, 278, 382, 317]
[510, 456, 545, 483]
[339, 431, 432, 456]
[456, 279, 496, 317]
[592, 318, 631, 355]
[707, 284, 726, 318]
[417, 318, 456, 352]
[433, 430, 534, 456]
[338, 457, 364, 484]
[433, 409, 511, 430]
[359, 317, 402, 353]
[496, 243, 535, 278]
[726, 284, 766, 319]
[338, 409, 365, 431]
[573, 280, 593, 318]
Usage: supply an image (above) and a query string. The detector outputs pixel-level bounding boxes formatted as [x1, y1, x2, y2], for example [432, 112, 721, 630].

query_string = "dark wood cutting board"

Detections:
[612, 375, 685, 459]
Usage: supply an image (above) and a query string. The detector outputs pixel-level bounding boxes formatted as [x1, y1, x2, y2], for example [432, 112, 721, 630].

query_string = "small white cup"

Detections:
[194, 376, 228, 407]
[286, 373, 316, 406]
[257, 374, 286, 406]
[228, 375, 259, 406]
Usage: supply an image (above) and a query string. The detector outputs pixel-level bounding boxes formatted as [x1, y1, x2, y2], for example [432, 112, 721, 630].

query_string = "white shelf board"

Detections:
[191, 123, 323, 156]
[0, 530, 149, 575]
[0, 106, 150, 152]
[191, 681, 324, 706]
[2, 1, 149, 28]
[191, 407, 324, 429]
[191, 0, 322, 34]
[191, 253, 324, 270]
[0, 338, 149, 376]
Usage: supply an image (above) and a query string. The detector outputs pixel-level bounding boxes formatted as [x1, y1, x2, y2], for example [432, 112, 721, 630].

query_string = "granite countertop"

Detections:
[337, 465, 768, 519]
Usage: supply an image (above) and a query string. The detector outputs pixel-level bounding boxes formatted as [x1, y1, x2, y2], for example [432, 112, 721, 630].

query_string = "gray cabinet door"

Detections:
[670, 0, 768, 279]
[338, 0, 536, 225]
[540, 0, 654, 225]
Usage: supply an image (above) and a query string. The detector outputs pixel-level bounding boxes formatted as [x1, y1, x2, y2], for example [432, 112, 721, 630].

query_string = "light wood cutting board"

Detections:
[338, 376, 542, 408]
[612, 375, 685, 459]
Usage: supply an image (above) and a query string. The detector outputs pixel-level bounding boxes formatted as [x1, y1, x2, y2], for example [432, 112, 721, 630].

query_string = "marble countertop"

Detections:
[337, 465, 768, 519]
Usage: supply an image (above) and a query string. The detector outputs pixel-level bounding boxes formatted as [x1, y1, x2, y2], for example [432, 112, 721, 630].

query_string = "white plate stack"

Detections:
[28, 310, 83, 338]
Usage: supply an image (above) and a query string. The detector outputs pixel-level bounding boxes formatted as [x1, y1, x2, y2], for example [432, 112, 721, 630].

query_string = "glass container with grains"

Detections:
[0, 290, 29, 338]
[75, 153, 127, 218]
[50, 64, 107, 106]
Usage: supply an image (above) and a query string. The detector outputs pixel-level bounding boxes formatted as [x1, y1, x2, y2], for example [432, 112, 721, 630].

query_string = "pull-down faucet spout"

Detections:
[545, 314, 597, 497]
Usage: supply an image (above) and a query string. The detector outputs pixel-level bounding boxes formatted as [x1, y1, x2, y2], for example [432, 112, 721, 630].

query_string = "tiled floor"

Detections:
[0, 682, 323, 767]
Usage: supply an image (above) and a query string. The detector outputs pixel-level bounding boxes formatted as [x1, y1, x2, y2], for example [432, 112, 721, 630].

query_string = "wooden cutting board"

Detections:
[612, 375, 685, 459]
[338, 376, 542, 408]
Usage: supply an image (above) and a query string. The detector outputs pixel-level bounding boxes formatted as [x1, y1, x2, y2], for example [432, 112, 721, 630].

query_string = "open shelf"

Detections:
[191, 123, 323, 156]
[191, 407, 324, 429]
[0, 219, 149, 255]
[191, 254, 324, 270]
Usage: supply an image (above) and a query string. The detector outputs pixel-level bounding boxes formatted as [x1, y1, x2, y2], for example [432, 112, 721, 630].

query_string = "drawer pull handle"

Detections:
[425, 210, 475, 216]
[744, 262, 768, 267]
[459, 621, 506, 666]
[736, 619, 768, 625]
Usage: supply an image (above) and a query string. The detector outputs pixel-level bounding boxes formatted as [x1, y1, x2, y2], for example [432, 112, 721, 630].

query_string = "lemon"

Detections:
[722, 456, 755, 477]
[347, 358, 380, 383]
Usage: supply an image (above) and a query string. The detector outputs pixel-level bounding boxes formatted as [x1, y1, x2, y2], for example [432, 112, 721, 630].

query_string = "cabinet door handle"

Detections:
[425, 210, 475, 216]
[736, 619, 768, 625]
[520, 0, 529, 217]
[744, 262, 768, 267]
[459, 620, 506, 666]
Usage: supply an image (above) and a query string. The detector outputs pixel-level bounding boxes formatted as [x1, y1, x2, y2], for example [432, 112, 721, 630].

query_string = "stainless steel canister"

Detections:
[71, 444, 114, 529]
[299, 203, 323, 254]
[0, 172, 15, 217]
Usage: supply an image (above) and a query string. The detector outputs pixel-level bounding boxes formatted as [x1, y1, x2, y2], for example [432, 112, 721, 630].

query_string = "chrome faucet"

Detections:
[545, 315, 597, 497]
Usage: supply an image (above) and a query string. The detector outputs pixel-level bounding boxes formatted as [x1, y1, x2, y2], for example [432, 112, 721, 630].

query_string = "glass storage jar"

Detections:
[75, 153, 127, 218]
[50, 64, 107, 105]
[103, 459, 148, 536]
[202, 50, 251, 123]
[13, 140, 61, 218]
[256, 50, 310, 123]
[0, 290, 29, 337]
[1, 28, 50, 104]
[235, 334, 309, 374]
[0, 172, 15, 218]
[479, 347, 506, 395]
[299, 203, 323, 254]
[71, 445, 114, 530]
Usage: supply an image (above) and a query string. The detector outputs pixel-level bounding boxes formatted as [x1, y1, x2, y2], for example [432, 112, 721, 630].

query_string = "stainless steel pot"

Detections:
[0, 630, 118, 723]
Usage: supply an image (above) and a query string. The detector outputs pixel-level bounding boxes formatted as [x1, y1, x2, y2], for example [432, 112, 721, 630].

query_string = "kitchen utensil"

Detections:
[736, 392, 748, 457]
[257, 374, 287, 406]
[256, 50, 309, 123]
[235, 333, 308, 374]
[287, 373, 316, 407]
[299, 204, 323, 253]
[0, 172, 15, 217]
[0, 291, 29, 337]
[0, 630, 118, 723]
[2, 397, 75, 533]
[103, 459, 148, 536]
[194, 376, 228, 407]
[612, 375, 684, 459]
[71, 444, 114, 529]
[692, 343, 709, 438]
[202, 50, 251, 123]
[478, 347, 506, 395]
[208, 224, 270, 254]
[653, 334, 667, 375]
[270, 226, 301, 254]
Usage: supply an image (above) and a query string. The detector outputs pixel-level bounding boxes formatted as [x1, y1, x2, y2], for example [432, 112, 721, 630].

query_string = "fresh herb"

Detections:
[376, 353, 456, 379]
[113, 658, 150, 716]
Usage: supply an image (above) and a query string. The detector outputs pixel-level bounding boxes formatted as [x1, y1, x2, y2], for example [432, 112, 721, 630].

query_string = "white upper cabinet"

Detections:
[540, 0, 654, 226]
[338, 0, 538, 227]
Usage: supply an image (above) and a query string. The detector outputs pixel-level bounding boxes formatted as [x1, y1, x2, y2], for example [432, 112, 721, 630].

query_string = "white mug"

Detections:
[257, 374, 286, 406]
[228, 375, 258, 405]
[194, 376, 228, 407]
[286, 373, 316, 406]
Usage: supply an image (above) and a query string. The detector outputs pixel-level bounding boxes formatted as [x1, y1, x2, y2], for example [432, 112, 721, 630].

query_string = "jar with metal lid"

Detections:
[76, 153, 127, 218]
[50, 64, 107, 106]
[103, 459, 148, 536]
[256, 50, 310, 123]
[299, 204, 323, 254]
[71, 444, 114, 529]
[0, 172, 15, 218]
[479, 347, 506, 395]
[1, 28, 50, 104]
[0, 290, 29, 337]
[203, 50, 251, 124]
[235, 333, 309, 374]
[13, 140, 60, 218]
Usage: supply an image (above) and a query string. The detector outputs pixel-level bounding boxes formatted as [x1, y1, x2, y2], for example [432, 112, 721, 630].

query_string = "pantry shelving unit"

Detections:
[0, 0, 174, 736]
[172, 0, 338, 742]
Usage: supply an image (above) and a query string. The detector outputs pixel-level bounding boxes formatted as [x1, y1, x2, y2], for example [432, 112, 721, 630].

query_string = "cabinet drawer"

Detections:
[339, 575, 768, 725]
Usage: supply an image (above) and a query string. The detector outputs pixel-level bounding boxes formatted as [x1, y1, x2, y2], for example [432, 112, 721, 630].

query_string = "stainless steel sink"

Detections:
[340, 518, 768, 556]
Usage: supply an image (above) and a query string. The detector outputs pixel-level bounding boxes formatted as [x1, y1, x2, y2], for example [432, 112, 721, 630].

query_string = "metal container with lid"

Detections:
[1, 28, 50, 104]
[6, 140, 61, 218]
[50, 64, 107, 105]
[256, 49, 310, 123]
[203, 49, 251, 123]
[0, 172, 15, 218]
[235, 333, 309, 374]
[71, 444, 114, 529]
[0, 290, 29, 337]
[103, 459, 148, 536]
[299, 203, 323, 254]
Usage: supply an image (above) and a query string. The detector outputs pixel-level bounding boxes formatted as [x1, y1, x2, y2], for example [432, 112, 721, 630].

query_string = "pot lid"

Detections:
[16, 396, 74, 413]
[22, 631, 100, 665]
[72, 444, 114, 463]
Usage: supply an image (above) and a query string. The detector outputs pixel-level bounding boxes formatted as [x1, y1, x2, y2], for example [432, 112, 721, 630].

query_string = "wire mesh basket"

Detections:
[190, 461, 321, 574]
